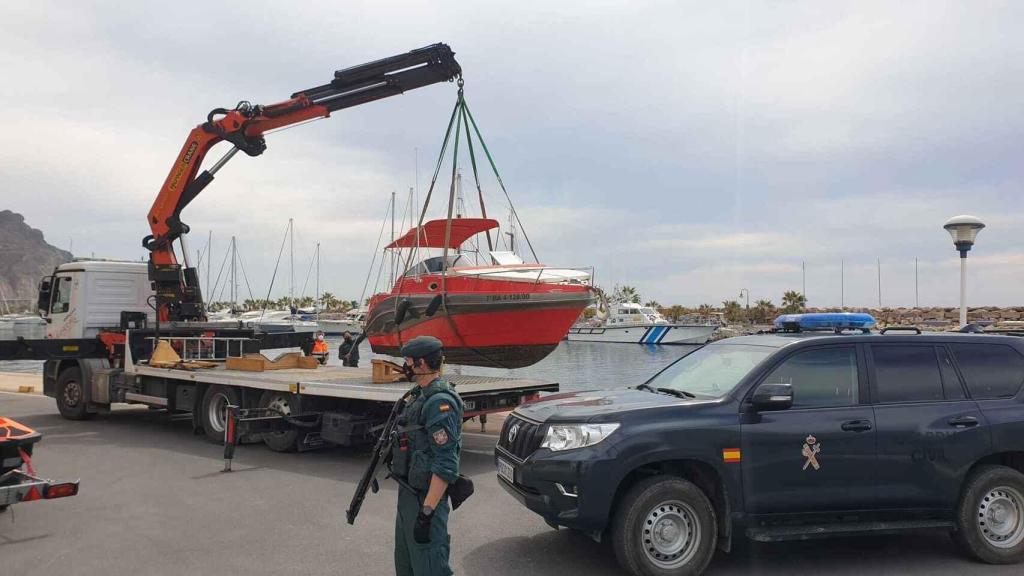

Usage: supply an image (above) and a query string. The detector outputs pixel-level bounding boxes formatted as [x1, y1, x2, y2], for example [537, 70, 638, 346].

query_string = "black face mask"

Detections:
[402, 361, 417, 381]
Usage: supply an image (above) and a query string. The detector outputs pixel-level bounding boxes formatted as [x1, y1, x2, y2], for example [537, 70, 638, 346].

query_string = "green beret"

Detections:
[400, 335, 443, 359]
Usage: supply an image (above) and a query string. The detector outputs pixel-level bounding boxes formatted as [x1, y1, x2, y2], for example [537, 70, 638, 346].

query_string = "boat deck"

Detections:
[128, 363, 557, 402]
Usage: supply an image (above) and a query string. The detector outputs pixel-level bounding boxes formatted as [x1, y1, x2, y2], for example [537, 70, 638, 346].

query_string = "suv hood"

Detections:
[515, 388, 709, 422]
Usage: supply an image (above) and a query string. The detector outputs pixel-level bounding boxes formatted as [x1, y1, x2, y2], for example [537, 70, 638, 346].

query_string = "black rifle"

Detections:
[346, 387, 414, 525]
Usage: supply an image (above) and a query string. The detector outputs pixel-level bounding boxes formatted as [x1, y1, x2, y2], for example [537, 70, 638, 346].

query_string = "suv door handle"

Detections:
[948, 416, 979, 428]
[841, 420, 872, 432]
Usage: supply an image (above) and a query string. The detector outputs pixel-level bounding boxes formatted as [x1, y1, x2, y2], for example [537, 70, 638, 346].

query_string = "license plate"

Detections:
[497, 458, 515, 484]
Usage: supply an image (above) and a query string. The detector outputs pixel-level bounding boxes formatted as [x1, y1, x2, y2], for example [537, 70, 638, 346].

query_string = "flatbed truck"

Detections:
[1, 259, 556, 452]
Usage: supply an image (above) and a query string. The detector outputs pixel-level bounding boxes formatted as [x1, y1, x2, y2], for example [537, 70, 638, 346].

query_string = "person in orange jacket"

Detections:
[311, 331, 329, 365]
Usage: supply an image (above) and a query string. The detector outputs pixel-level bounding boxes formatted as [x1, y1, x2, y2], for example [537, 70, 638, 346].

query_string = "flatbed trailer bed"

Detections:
[128, 362, 555, 406]
[37, 337, 558, 453]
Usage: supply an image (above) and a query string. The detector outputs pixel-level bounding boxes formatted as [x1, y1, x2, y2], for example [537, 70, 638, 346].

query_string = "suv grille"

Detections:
[498, 414, 544, 460]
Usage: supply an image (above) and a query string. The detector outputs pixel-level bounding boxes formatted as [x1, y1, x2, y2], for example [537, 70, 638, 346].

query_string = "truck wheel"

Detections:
[56, 367, 92, 420]
[259, 390, 300, 452]
[954, 465, 1024, 564]
[200, 385, 240, 444]
[612, 475, 717, 576]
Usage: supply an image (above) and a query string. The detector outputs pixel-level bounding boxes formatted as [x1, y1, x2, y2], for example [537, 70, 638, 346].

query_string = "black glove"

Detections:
[414, 508, 433, 544]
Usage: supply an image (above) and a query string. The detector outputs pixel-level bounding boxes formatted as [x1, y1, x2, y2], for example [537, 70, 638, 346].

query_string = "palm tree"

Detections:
[697, 303, 715, 317]
[612, 285, 641, 304]
[753, 299, 776, 323]
[781, 291, 807, 314]
[722, 300, 744, 322]
[320, 292, 338, 311]
[667, 304, 686, 322]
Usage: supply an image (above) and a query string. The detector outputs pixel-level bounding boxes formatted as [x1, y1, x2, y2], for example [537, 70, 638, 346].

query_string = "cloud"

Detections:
[1, 0, 1022, 309]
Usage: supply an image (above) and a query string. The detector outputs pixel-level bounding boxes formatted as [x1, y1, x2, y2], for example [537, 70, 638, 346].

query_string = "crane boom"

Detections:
[143, 44, 461, 321]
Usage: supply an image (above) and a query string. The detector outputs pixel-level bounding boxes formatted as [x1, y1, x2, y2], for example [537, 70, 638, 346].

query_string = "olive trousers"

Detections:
[394, 485, 452, 576]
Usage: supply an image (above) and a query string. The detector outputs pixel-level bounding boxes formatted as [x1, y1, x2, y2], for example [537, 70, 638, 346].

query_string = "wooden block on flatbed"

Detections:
[372, 359, 407, 383]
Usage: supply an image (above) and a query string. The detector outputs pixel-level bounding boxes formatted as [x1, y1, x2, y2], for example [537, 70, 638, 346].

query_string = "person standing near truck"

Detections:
[390, 336, 462, 576]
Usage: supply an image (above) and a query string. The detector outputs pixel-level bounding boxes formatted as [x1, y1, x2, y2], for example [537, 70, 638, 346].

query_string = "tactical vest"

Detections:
[391, 379, 462, 492]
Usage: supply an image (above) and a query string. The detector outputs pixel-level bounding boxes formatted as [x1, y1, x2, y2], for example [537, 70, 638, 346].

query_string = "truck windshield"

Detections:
[646, 344, 775, 398]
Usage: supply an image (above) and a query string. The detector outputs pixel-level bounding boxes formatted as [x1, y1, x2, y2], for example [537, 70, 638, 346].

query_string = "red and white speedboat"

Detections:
[365, 218, 593, 368]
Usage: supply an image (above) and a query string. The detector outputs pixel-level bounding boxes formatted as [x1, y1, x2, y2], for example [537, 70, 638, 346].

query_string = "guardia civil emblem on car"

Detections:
[802, 435, 822, 471]
[508, 422, 520, 443]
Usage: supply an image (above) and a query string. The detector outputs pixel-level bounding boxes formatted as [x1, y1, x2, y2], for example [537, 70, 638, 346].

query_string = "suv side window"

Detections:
[871, 345, 943, 403]
[950, 343, 1024, 399]
[761, 347, 858, 408]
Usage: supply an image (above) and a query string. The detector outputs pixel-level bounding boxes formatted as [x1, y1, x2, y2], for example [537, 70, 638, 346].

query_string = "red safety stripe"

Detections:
[18, 447, 36, 476]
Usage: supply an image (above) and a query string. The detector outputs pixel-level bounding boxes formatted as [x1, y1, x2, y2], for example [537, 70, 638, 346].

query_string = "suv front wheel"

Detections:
[612, 475, 717, 576]
[954, 464, 1024, 564]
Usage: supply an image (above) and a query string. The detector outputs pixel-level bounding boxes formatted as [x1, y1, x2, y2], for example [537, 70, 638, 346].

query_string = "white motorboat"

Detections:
[566, 302, 718, 345]
[318, 308, 366, 335]
[0, 315, 47, 339]
[235, 309, 319, 333]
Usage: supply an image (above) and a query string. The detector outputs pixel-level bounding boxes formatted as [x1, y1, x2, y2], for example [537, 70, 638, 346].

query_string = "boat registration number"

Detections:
[463, 400, 476, 411]
[497, 458, 515, 484]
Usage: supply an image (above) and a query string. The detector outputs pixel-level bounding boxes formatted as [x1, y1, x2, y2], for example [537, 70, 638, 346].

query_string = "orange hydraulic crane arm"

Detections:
[143, 44, 461, 322]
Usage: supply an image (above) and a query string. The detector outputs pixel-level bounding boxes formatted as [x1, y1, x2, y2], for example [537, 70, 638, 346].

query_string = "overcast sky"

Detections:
[2, 1, 1022, 308]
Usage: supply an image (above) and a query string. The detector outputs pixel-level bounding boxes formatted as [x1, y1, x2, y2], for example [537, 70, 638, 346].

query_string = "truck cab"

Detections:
[38, 260, 154, 339]
[496, 314, 1024, 575]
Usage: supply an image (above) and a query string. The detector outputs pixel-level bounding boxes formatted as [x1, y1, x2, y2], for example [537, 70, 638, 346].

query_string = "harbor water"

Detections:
[0, 333, 698, 393]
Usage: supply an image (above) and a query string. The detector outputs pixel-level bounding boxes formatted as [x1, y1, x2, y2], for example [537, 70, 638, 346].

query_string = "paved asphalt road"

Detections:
[2, 390, 1020, 576]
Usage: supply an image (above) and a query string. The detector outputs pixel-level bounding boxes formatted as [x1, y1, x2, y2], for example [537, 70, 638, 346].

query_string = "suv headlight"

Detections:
[541, 423, 620, 452]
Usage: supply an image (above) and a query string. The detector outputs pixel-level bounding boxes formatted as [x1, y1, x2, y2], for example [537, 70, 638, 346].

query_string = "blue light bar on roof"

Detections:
[773, 312, 877, 333]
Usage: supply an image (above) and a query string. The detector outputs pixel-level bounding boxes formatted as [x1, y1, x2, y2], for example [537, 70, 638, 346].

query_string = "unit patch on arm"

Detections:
[432, 429, 449, 446]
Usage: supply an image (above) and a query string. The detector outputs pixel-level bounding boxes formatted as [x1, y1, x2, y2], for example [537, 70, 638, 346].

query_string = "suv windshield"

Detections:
[645, 344, 775, 398]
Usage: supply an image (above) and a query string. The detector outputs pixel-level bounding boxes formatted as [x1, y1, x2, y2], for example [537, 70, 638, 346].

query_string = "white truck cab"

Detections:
[40, 260, 154, 339]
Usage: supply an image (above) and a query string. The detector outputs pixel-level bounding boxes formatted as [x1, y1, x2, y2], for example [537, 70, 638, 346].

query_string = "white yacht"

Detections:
[235, 309, 319, 333]
[0, 315, 47, 339]
[566, 302, 718, 345]
[318, 308, 366, 335]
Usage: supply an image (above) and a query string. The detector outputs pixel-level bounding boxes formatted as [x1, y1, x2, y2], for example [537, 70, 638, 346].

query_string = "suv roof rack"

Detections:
[880, 326, 922, 334]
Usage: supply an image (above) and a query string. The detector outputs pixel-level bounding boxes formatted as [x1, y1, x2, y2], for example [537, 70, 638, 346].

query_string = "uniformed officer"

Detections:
[390, 336, 463, 576]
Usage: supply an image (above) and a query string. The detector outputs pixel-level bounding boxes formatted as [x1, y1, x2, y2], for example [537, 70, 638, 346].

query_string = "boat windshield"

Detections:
[404, 254, 465, 276]
[644, 344, 775, 398]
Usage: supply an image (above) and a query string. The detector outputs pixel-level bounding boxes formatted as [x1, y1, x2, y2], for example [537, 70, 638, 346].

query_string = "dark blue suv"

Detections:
[495, 330, 1024, 575]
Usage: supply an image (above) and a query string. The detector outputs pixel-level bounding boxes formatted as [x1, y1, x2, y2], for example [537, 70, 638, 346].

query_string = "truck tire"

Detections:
[953, 464, 1024, 564]
[612, 475, 717, 576]
[259, 390, 300, 452]
[200, 385, 240, 444]
[56, 367, 92, 420]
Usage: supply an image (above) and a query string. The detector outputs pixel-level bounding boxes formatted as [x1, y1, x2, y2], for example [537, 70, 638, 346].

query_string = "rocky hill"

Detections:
[0, 210, 72, 312]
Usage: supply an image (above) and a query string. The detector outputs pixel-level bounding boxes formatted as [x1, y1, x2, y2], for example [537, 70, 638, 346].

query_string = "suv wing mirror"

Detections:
[751, 383, 793, 412]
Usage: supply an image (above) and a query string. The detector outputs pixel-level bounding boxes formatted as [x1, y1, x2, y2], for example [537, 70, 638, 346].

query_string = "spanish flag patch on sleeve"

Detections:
[439, 403, 450, 412]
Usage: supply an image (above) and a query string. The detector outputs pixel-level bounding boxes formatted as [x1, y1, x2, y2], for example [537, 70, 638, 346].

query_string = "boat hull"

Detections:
[365, 287, 592, 369]
[566, 324, 718, 345]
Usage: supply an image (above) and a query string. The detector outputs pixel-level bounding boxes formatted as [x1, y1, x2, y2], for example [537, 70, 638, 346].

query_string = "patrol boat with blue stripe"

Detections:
[566, 302, 719, 345]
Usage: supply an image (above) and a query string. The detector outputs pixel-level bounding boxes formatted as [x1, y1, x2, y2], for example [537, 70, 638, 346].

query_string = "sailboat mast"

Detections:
[207, 230, 212, 304]
[389, 190, 396, 287]
[289, 218, 294, 311]
[315, 242, 320, 322]
[230, 236, 237, 309]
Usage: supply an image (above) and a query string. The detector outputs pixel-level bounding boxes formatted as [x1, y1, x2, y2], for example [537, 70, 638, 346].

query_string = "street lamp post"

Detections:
[943, 215, 985, 327]
[739, 289, 750, 325]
